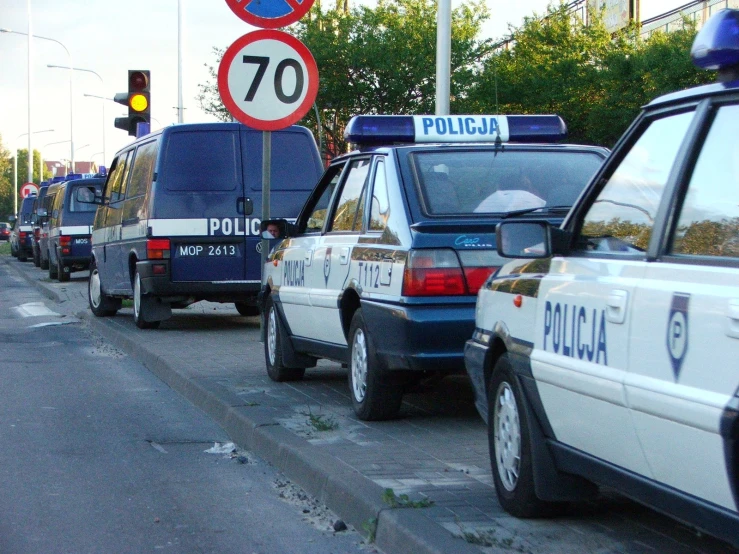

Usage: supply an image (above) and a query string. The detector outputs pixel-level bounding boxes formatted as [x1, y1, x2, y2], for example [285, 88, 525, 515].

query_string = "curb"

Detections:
[4, 256, 481, 554]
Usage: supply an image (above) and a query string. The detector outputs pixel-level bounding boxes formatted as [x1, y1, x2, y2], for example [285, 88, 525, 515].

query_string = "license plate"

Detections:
[176, 244, 241, 257]
[74, 238, 90, 245]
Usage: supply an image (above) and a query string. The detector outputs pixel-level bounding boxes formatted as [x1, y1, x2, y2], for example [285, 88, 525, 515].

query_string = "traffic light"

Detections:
[114, 70, 151, 137]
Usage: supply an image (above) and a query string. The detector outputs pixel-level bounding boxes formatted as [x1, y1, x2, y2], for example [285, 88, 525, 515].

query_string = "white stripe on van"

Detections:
[148, 219, 209, 236]
[59, 226, 92, 235]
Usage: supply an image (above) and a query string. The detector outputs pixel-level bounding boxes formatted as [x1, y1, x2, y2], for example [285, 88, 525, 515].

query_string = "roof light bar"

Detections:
[344, 115, 567, 145]
[690, 9, 739, 73]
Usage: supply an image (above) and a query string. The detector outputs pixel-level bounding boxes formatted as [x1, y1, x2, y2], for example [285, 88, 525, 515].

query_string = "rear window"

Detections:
[68, 184, 102, 212]
[161, 130, 239, 192]
[410, 149, 604, 216]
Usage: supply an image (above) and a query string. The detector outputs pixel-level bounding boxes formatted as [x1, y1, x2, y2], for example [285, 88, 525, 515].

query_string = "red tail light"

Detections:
[147, 238, 171, 259]
[402, 249, 466, 296]
[463, 267, 499, 295]
[60, 235, 72, 254]
[19, 232, 27, 239]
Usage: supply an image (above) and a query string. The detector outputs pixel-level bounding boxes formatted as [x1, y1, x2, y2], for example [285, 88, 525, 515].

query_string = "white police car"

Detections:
[464, 9, 739, 547]
[259, 114, 608, 420]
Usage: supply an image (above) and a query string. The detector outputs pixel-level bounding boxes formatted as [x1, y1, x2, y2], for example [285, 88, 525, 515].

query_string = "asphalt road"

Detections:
[0, 261, 378, 554]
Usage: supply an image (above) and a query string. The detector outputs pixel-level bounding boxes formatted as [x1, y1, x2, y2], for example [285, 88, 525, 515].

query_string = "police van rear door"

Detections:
[157, 127, 248, 283]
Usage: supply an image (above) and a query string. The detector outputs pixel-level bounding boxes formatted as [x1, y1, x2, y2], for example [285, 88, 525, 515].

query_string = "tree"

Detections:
[0, 143, 50, 218]
[196, 0, 490, 158]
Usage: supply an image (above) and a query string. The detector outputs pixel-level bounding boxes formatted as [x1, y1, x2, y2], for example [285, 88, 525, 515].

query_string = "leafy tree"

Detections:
[196, 0, 490, 158]
[0, 144, 50, 218]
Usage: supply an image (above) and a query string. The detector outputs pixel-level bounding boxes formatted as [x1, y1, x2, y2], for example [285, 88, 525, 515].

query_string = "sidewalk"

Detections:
[6, 256, 733, 554]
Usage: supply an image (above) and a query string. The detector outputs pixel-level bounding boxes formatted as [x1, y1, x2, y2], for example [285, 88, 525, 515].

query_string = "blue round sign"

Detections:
[225, 0, 315, 29]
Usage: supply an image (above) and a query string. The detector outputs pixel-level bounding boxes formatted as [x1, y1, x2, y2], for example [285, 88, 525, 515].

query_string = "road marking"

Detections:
[12, 302, 60, 318]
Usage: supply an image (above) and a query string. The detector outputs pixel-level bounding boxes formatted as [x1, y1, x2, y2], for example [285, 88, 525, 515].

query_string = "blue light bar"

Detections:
[344, 115, 567, 145]
[691, 9, 739, 70]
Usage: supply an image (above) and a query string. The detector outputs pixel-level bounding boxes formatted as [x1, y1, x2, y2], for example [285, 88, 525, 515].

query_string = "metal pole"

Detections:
[435, 0, 451, 115]
[260, 131, 272, 339]
[27, 0, 33, 184]
[177, 0, 184, 123]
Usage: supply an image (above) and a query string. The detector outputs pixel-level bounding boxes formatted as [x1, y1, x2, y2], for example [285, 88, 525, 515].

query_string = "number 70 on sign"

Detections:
[218, 30, 319, 131]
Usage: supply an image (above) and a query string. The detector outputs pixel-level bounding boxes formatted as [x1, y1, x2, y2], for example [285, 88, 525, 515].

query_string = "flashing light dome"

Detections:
[690, 9, 739, 71]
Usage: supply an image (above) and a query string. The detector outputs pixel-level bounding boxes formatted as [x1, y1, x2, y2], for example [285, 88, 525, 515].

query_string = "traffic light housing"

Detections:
[114, 70, 151, 137]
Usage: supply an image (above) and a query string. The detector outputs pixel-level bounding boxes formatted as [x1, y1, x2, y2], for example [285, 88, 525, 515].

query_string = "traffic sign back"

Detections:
[20, 182, 40, 198]
[225, 0, 315, 29]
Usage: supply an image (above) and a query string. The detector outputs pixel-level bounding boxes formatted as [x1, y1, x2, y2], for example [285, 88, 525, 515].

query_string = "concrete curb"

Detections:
[4, 256, 481, 554]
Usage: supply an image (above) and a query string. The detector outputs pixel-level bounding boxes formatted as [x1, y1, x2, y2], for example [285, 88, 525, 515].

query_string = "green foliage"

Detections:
[307, 413, 338, 431]
[361, 516, 377, 543]
[381, 488, 434, 508]
[0, 137, 53, 219]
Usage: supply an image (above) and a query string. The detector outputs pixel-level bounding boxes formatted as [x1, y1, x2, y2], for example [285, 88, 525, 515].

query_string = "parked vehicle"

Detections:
[85, 122, 323, 328]
[31, 185, 50, 267]
[38, 179, 65, 270]
[464, 9, 739, 548]
[0, 222, 10, 241]
[259, 113, 608, 420]
[47, 177, 105, 282]
[13, 195, 37, 262]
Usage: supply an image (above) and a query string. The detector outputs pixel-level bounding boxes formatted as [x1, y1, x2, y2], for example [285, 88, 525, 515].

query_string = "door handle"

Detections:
[304, 250, 313, 266]
[340, 247, 350, 265]
[725, 299, 739, 339]
[605, 289, 628, 324]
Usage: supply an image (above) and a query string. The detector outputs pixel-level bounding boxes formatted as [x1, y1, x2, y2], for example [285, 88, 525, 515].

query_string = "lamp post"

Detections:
[14, 129, 54, 214]
[50, 65, 104, 166]
[42, 139, 71, 180]
[0, 28, 75, 175]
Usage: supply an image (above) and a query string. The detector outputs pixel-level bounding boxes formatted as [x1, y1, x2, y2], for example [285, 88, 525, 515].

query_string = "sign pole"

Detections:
[260, 130, 271, 339]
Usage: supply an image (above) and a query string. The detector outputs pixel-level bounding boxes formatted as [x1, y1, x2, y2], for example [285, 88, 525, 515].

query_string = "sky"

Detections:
[0, 0, 686, 173]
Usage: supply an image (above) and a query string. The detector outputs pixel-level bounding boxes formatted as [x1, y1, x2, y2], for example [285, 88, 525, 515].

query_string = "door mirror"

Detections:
[76, 186, 103, 205]
[260, 219, 288, 240]
[496, 221, 552, 258]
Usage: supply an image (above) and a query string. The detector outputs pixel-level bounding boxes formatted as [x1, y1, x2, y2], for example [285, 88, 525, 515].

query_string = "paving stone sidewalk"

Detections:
[6, 257, 735, 554]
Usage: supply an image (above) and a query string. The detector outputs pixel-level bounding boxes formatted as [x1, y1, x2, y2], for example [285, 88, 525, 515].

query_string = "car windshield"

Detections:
[411, 150, 604, 216]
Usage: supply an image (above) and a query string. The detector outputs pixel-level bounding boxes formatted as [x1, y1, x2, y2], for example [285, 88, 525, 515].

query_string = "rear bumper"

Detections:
[137, 260, 260, 302]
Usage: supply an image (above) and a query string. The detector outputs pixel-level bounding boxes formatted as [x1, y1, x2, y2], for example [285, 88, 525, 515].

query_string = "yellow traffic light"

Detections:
[129, 93, 149, 113]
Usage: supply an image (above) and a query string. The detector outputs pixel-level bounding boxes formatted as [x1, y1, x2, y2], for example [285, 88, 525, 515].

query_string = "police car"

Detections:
[259, 114, 608, 421]
[464, 9, 739, 547]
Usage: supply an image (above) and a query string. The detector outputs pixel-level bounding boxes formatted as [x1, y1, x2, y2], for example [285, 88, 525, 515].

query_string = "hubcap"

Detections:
[267, 307, 277, 366]
[90, 269, 102, 308]
[351, 329, 368, 403]
[494, 382, 521, 492]
[134, 273, 141, 319]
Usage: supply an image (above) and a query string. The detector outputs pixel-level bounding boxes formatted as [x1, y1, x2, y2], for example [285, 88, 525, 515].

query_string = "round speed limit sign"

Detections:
[218, 30, 319, 131]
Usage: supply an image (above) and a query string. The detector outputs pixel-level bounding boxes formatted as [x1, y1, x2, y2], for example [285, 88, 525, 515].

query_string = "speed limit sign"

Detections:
[218, 30, 319, 131]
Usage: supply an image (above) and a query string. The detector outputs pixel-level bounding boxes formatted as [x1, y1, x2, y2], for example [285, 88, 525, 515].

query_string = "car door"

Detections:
[532, 109, 697, 473]
[627, 101, 739, 512]
[309, 157, 373, 345]
[278, 163, 346, 340]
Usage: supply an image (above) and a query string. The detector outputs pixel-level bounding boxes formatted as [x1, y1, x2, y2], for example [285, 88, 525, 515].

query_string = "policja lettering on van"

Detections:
[543, 301, 608, 365]
[208, 218, 262, 236]
[418, 116, 500, 138]
[283, 259, 305, 287]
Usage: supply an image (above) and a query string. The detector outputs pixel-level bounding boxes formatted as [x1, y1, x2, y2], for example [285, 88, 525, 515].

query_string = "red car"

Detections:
[0, 222, 10, 241]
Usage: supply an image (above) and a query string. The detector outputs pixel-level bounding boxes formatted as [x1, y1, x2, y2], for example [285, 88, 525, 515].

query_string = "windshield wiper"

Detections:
[499, 205, 572, 219]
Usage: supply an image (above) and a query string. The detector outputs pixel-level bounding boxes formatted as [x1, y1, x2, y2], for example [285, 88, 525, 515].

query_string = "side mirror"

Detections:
[76, 186, 103, 205]
[496, 221, 552, 258]
[37, 208, 47, 218]
[260, 218, 289, 240]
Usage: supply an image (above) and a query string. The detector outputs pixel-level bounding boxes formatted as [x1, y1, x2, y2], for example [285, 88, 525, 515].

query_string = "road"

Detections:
[0, 261, 377, 554]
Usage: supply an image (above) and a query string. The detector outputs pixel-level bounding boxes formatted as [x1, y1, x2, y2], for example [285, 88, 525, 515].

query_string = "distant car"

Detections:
[13, 195, 37, 261]
[47, 178, 106, 282]
[464, 9, 739, 548]
[0, 222, 10, 241]
[259, 113, 608, 421]
[31, 185, 50, 266]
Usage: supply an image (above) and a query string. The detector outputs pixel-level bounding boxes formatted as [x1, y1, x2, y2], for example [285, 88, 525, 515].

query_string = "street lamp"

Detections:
[49, 64, 105, 166]
[14, 129, 54, 214]
[42, 139, 70, 180]
[0, 28, 75, 176]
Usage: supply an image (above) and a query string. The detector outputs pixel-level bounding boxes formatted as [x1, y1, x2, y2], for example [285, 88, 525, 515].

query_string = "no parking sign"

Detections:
[225, 0, 315, 29]
[20, 182, 39, 198]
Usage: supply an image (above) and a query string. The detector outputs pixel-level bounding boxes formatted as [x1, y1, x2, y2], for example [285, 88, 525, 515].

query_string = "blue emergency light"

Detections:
[691, 9, 739, 74]
[344, 114, 567, 145]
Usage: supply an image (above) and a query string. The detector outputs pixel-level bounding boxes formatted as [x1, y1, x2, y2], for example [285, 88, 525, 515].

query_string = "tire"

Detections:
[133, 270, 160, 329]
[264, 296, 305, 382]
[33, 245, 40, 267]
[48, 250, 58, 279]
[18, 250, 27, 262]
[57, 255, 70, 282]
[488, 353, 556, 517]
[88, 260, 121, 317]
[235, 302, 260, 317]
[40, 252, 49, 270]
[348, 309, 403, 421]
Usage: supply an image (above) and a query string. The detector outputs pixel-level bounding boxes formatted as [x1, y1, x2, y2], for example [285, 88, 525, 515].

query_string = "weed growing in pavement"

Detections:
[382, 488, 434, 509]
[362, 517, 377, 543]
[244, 401, 259, 407]
[122, 299, 133, 308]
[454, 519, 529, 552]
[308, 413, 338, 431]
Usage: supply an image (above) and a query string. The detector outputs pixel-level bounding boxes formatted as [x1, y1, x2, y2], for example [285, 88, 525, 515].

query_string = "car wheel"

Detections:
[348, 309, 403, 421]
[48, 251, 58, 279]
[33, 246, 40, 267]
[235, 302, 260, 317]
[88, 260, 121, 317]
[133, 270, 160, 329]
[18, 250, 27, 262]
[57, 255, 70, 282]
[264, 296, 305, 382]
[40, 253, 49, 270]
[488, 353, 555, 517]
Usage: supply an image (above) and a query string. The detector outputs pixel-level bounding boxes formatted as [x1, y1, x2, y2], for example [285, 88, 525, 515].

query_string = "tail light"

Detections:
[463, 267, 498, 295]
[147, 238, 171, 259]
[402, 249, 466, 296]
[60, 235, 72, 255]
[19, 231, 27, 239]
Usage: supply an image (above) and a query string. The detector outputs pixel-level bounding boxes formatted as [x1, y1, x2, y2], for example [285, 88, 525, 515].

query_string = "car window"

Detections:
[301, 163, 345, 233]
[128, 140, 158, 199]
[329, 158, 371, 232]
[162, 131, 239, 192]
[670, 104, 739, 258]
[369, 160, 390, 232]
[68, 185, 101, 213]
[410, 150, 604, 216]
[576, 111, 695, 254]
[108, 150, 133, 203]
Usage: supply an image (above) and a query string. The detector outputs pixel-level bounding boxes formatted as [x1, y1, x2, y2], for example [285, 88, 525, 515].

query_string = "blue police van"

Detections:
[85, 122, 323, 329]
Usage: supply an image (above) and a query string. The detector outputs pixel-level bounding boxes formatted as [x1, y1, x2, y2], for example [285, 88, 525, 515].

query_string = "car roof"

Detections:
[647, 78, 739, 109]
